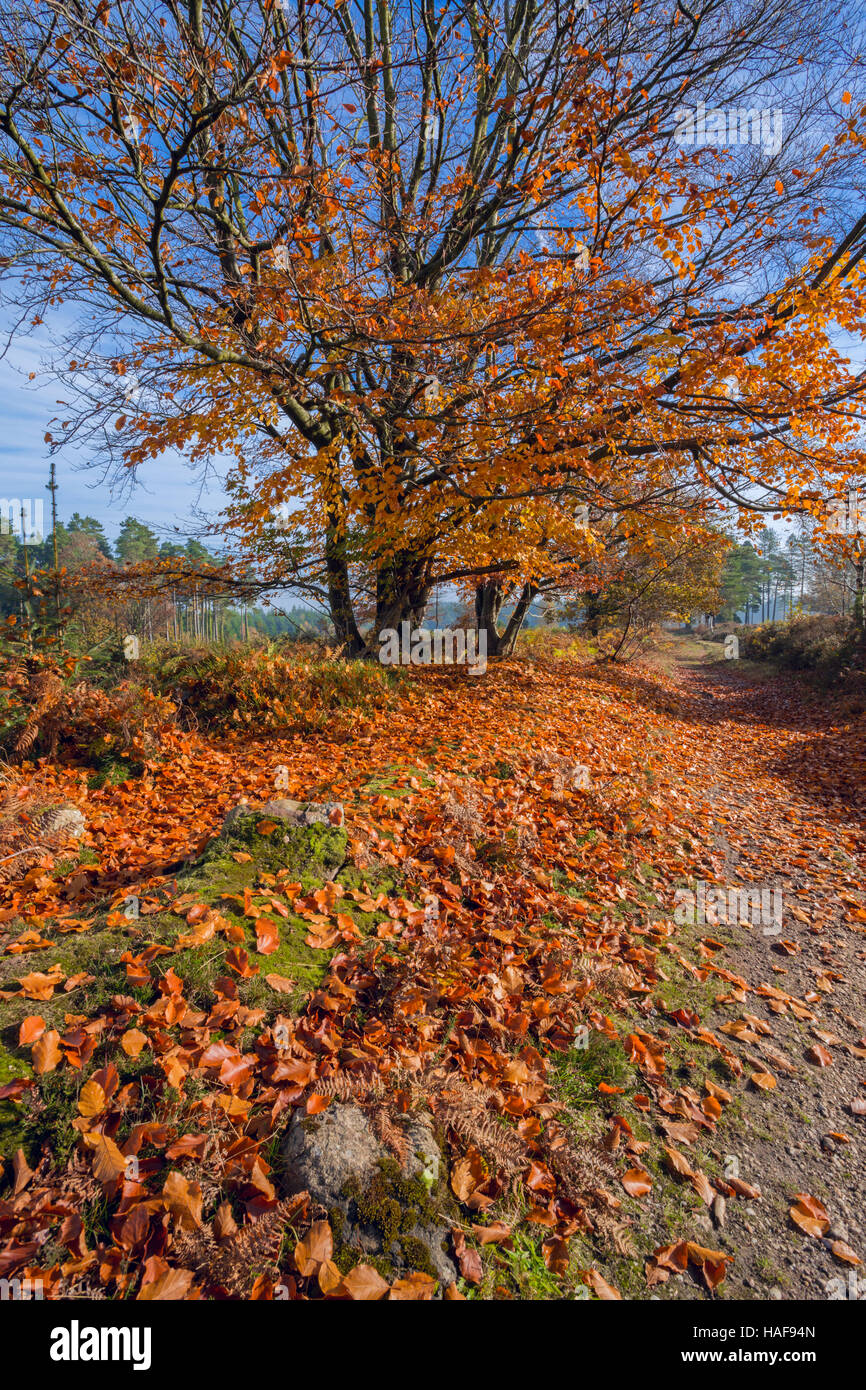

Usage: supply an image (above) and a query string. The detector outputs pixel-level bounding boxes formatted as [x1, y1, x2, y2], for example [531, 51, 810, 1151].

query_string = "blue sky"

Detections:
[0, 321, 231, 547]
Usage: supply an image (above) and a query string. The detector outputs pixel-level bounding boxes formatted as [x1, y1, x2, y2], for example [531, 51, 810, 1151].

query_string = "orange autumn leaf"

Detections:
[663, 1145, 694, 1178]
[136, 1267, 195, 1301]
[120, 1028, 149, 1058]
[77, 1078, 106, 1119]
[83, 1132, 128, 1185]
[162, 1171, 204, 1230]
[750, 1071, 777, 1090]
[830, 1241, 861, 1267]
[18, 1015, 45, 1045]
[789, 1194, 830, 1238]
[225, 946, 258, 977]
[265, 973, 294, 993]
[621, 1168, 652, 1198]
[16, 967, 65, 1001]
[585, 1268, 622, 1300]
[317, 1260, 344, 1295]
[341, 1263, 390, 1301]
[254, 916, 280, 955]
[388, 1272, 436, 1300]
[31, 1029, 62, 1074]
[294, 1220, 333, 1277]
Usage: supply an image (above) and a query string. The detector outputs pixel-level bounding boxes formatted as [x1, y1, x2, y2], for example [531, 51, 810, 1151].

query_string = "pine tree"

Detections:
[68, 513, 112, 559]
[115, 517, 158, 564]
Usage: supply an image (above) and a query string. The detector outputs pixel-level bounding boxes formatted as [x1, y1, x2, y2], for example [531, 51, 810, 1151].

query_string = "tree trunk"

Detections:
[499, 582, 537, 655]
[375, 552, 430, 636]
[474, 579, 507, 656]
[853, 551, 865, 632]
[325, 512, 365, 656]
[583, 591, 603, 638]
[474, 579, 536, 656]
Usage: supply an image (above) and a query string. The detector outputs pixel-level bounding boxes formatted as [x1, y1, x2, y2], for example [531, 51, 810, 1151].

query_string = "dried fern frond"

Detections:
[60, 1152, 103, 1207]
[311, 1071, 386, 1104]
[430, 1079, 528, 1182]
[14, 671, 63, 756]
[0, 802, 86, 884]
[369, 1106, 411, 1165]
[546, 1136, 633, 1250]
[172, 1196, 319, 1297]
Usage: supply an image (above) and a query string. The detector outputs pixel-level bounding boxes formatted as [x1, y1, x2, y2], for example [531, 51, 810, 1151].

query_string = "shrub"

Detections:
[691, 621, 738, 643]
[739, 615, 860, 682]
[515, 627, 598, 662]
[142, 641, 405, 734]
[0, 648, 175, 762]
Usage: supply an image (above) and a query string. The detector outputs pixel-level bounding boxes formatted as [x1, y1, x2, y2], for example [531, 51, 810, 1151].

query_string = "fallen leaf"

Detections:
[265, 973, 294, 993]
[136, 1267, 195, 1300]
[162, 1170, 204, 1230]
[830, 1241, 861, 1267]
[77, 1078, 106, 1119]
[621, 1168, 652, 1197]
[342, 1263, 390, 1300]
[749, 1071, 777, 1090]
[294, 1220, 333, 1277]
[120, 1028, 148, 1058]
[31, 1029, 62, 1074]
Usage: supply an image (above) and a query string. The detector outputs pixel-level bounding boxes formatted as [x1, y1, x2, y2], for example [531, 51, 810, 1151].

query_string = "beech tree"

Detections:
[1, 0, 866, 653]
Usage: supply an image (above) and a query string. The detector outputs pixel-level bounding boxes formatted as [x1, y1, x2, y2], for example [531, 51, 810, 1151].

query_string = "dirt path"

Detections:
[649, 642, 866, 1300]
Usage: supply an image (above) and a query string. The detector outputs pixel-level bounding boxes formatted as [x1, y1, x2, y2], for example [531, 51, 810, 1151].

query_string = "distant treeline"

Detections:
[0, 511, 328, 641]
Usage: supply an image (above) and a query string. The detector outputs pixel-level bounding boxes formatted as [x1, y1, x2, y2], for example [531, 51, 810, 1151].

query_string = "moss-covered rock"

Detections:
[282, 1102, 456, 1288]
[195, 811, 348, 888]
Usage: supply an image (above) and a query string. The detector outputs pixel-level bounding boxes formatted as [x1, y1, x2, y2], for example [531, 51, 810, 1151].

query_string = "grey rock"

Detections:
[258, 798, 342, 826]
[770, 1287, 783, 1300]
[403, 1116, 442, 1188]
[284, 1103, 381, 1201]
[220, 801, 253, 834]
[282, 1102, 455, 1287]
[260, 798, 307, 819]
[222, 798, 344, 834]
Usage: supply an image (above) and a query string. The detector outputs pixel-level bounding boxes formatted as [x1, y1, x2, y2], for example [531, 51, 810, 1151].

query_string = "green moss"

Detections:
[144, 818, 360, 1014]
[0, 927, 133, 1040]
[359, 764, 434, 799]
[0, 1040, 30, 1086]
[197, 814, 348, 886]
[335, 863, 397, 897]
[397, 1236, 438, 1278]
[0, 1064, 83, 1168]
[338, 1157, 449, 1281]
[87, 756, 144, 789]
[328, 1205, 346, 1245]
[0, 1041, 33, 1161]
[333, 1245, 393, 1280]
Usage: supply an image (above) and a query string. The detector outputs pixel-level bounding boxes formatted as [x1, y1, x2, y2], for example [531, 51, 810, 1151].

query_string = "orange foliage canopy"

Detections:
[1, 2, 866, 639]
